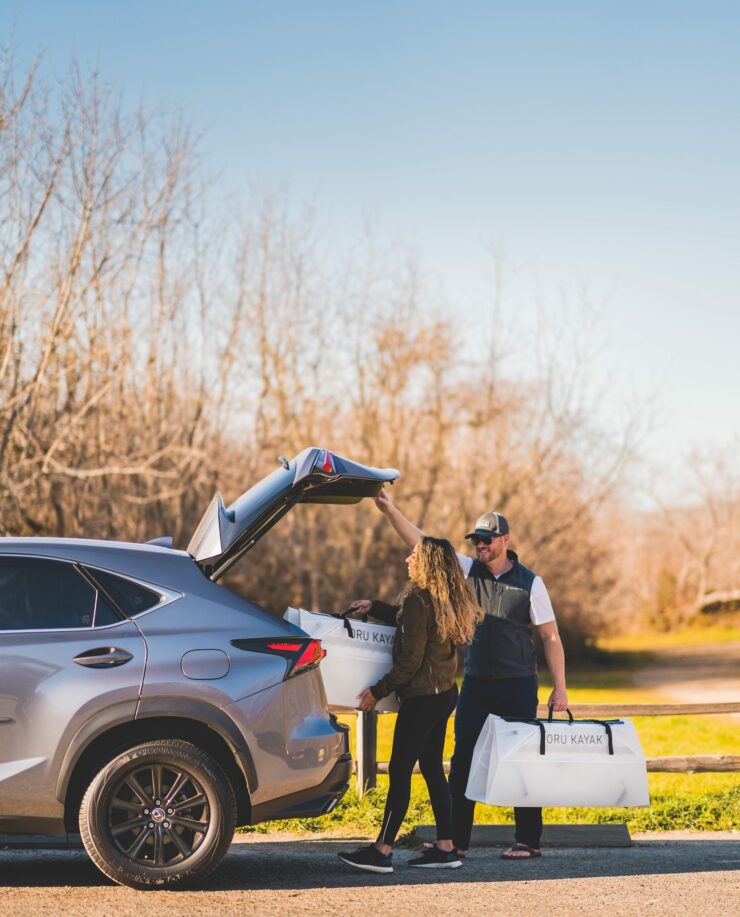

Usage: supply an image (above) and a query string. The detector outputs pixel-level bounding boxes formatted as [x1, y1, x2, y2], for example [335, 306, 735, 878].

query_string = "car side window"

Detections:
[93, 591, 124, 627]
[0, 557, 97, 630]
[85, 567, 162, 617]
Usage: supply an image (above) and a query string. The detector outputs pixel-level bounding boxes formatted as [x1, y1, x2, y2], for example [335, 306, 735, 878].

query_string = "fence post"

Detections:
[356, 710, 378, 798]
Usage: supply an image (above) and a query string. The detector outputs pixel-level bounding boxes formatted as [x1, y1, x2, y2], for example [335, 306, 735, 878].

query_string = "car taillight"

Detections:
[318, 449, 335, 473]
[286, 639, 326, 672]
[231, 637, 326, 679]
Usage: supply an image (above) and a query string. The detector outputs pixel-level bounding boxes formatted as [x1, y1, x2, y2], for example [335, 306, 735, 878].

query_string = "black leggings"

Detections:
[377, 684, 458, 846]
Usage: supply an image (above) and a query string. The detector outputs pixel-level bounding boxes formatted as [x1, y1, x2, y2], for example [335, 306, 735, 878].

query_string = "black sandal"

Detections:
[501, 843, 542, 859]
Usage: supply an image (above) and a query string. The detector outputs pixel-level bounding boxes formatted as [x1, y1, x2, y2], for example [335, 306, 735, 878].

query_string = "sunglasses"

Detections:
[471, 534, 502, 546]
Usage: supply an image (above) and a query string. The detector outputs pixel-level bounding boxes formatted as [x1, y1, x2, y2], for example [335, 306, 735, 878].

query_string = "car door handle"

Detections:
[73, 647, 134, 668]
[0, 716, 14, 724]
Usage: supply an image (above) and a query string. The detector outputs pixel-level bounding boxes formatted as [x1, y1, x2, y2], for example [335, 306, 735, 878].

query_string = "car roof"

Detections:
[0, 536, 188, 554]
[0, 537, 197, 587]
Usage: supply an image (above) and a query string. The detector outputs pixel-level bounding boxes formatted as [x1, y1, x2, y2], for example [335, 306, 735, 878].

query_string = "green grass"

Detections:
[239, 777, 740, 838]
[240, 709, 739, 836]
[598, 626, 740, 650]
[238, 643, 739, 836]
[335, 679, 740, 763]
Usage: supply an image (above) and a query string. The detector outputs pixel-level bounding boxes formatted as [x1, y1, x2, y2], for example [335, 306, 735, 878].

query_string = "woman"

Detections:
[337, 536, 481, 873]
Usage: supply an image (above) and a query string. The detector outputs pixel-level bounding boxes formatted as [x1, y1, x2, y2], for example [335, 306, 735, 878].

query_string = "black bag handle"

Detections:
[545, 709, 615, 755]
[547, 705, 574, 723]
[341, 605, 368, 621]
[330, 606, 369, 637]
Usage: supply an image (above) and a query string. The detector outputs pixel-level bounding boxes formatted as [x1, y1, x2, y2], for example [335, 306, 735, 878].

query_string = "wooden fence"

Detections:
[352, 701, 740, 796]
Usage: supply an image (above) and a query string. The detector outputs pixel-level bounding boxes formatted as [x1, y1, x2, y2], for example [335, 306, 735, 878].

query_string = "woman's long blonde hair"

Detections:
[402, 536, 482, 645]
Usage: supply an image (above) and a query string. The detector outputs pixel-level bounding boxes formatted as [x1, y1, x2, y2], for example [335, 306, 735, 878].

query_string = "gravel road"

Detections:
[1, 831, 738, 917]
[631, 641, 740, 708]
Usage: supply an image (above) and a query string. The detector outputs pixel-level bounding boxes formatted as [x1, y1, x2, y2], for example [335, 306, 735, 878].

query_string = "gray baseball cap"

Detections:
[465, 511, 510, 539]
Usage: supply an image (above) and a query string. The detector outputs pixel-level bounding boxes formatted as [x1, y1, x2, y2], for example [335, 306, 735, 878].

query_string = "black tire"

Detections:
[79, 739, 236, 890]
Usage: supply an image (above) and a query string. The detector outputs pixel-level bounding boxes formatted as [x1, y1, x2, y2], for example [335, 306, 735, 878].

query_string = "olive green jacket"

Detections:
[369, 587, 458, 702]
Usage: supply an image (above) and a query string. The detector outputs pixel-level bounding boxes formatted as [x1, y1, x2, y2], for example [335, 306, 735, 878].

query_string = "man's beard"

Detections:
[478, 542, 504, 562]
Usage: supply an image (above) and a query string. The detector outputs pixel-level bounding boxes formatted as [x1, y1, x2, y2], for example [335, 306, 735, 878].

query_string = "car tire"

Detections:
[79, 739, 236, 890]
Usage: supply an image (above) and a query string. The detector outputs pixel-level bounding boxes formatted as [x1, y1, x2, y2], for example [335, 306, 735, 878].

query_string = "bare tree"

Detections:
[1, 45, 653, 658]
[0, 49, 211, 542]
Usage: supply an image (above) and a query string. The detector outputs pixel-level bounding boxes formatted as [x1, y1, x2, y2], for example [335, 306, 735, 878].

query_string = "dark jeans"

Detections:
[449, 674, 542, 850]
[378, 685, 458, 846]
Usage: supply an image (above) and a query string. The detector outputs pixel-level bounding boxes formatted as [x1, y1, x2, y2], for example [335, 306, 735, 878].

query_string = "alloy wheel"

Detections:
[107, 762, 210, 866]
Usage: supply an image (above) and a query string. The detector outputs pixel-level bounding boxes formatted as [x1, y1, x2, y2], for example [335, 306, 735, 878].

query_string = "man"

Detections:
[364, 489, 568, 860]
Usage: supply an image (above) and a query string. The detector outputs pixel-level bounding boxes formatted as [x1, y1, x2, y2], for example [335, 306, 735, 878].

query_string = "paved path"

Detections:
[631, 641, 740, 711]
[0, 832, 738, 916]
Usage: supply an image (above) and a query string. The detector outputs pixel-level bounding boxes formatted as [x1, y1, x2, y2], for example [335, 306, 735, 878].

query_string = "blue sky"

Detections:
[8, 1, 740, 500]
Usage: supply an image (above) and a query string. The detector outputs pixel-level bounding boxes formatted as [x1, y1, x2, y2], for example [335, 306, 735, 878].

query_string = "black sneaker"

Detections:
[408, 845, 462, 869]
[338, 843, 394, 874]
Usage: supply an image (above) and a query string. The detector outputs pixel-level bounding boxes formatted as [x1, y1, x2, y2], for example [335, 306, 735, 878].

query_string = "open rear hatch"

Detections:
[188, 447, 400, 580]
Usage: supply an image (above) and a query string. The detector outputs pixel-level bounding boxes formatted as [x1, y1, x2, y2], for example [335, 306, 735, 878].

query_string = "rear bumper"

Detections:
[248, 750, 352, 823]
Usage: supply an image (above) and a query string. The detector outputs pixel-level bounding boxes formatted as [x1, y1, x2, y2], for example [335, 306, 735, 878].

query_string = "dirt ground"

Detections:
[1, 831, 738, 917]
[631, 641, 740, 708]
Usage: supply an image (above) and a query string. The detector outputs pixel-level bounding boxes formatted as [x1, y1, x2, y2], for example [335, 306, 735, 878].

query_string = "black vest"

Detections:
[465, 550, 537, 679]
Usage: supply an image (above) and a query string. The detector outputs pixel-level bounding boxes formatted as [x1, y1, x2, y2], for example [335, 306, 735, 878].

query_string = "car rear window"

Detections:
[85, 568, 163, 617]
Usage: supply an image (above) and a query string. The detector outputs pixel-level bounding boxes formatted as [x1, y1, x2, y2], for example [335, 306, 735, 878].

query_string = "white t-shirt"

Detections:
[456, 552, 556, 626]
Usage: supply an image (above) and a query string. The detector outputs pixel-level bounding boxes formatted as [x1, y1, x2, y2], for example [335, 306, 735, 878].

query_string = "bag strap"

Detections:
[589, 719, 615, 755]
[501, 717, 547, 755]
[503, 714, 617, 756]
[329, 607, 369, 638]
[547, 705, 574, 723]
[332, 606, 366, 619]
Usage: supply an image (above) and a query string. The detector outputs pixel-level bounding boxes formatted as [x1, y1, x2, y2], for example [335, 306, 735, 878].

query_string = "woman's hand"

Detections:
[357, 688, 378, 712]
[346, 599, 372, 617]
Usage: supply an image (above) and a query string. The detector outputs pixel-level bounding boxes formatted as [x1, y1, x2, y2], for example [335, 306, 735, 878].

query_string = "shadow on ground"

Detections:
[0, 836, 737, 891]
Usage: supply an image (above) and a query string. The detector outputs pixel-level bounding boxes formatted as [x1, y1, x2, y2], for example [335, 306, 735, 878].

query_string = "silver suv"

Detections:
[0, 447, 398, 889]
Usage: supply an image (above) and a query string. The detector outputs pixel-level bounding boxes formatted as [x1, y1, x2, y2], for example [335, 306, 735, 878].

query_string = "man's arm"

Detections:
[374, 489, 424, 549]
[375, 489, 475, 576]
[536, 620, 568, 711]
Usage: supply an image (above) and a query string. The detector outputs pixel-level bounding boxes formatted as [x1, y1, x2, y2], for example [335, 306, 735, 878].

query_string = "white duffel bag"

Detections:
[283, 607, 399, 712]
[465, 710, 649, 807]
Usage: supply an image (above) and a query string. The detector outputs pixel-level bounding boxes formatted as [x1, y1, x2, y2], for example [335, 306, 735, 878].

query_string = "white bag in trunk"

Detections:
[465, 713, 649, 807]
[283, 607, 399, 712]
